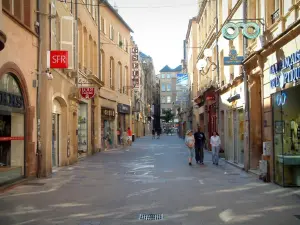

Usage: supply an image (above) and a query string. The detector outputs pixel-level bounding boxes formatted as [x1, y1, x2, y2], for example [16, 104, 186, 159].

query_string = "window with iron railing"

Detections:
[271, 8, 280, 24]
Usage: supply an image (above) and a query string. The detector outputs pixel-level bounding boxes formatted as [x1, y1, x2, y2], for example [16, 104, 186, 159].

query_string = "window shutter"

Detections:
[74, 19, 78, 70]
[60, 16, 74, 70]
[3, 0, 11, 11]
[50, 1, 57, 49]
[104, 19, 106, 34]
[109, 24, 112, 39]
[118, 32, 120, 45]
[24, 0, 31, 27]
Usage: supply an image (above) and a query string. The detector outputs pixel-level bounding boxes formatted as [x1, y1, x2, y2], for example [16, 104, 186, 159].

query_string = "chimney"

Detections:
[114, 2, 118, 13]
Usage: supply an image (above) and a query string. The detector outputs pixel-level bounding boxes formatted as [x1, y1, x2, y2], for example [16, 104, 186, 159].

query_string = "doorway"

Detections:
[52, 99, 61, 168]
[52, 113, 59, 167]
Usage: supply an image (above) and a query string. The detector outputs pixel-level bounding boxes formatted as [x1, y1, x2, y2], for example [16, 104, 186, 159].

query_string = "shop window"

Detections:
[0, 73, 25, 184]
[78, 103, 88, 155]
[273, 87, 300, 187]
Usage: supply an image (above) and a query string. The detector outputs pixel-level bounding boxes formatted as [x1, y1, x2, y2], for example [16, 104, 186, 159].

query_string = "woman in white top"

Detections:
[185, 130, 195, 166]
[210, 131, 221, 165]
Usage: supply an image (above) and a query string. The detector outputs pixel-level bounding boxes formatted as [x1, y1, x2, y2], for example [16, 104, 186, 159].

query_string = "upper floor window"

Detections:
[118, 32, 123, 47]
[100, 17, 106, 34]
[100, 50, 105, 82]
[109, 57, 115, 89]
[3, 0, 31, 28]
[161, 96, 166, 103]
[109, 25, 115, 40]
[167, 96, 171, 103]
[167, 74, 171, 78]
[161, 74, 165, 79]
[161, 84, 166, 91]
[167, 84, 171, 91]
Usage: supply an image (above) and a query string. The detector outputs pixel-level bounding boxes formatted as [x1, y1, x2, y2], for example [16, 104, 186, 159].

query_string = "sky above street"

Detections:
[110, 0, 198, 74]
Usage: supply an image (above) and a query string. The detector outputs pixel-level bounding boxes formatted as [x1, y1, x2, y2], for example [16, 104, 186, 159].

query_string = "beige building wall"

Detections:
[0, 1, 38, 178]
[99, 2, 133, 147]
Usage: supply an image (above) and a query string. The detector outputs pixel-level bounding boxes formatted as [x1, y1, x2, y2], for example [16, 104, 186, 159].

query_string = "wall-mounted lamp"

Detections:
[196, 49, 217, 75]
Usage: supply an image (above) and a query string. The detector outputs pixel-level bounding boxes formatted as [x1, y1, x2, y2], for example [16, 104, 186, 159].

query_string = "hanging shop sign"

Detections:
[0, 136, 24, 141]
[224, 46, 244, 65]
[0, 91, 24, 108]
[270, 50, 300, 89]
[222, 22, 260, 40]
[80, 87, 95, 99]
[117, 103, 130, 114]
[47, 50, 68, 69]
[131, 46, 140, 88]
[276, 92, 287, 106]
[101, 108, 115, 117]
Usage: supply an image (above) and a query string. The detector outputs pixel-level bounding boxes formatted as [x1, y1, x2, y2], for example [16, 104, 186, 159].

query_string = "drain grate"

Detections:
[22, 182, 45, 186]
[295, 215, 300, 220]
[79, 222, 101, 225]
[139, 214, 163, 221]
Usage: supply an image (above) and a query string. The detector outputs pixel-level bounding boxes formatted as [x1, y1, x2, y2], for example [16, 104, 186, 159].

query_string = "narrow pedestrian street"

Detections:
[0, 136, 299, 225]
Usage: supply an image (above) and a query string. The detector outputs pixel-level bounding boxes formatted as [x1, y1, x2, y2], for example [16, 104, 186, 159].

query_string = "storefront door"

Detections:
[52, 113, 59, 167]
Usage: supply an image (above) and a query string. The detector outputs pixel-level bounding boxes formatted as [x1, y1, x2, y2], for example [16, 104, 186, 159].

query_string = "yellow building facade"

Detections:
[0, 0, 38, 184]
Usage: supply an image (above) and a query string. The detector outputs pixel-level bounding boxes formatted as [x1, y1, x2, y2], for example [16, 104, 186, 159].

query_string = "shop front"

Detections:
[219, 81, 245, 166]
[117, 103, 130, 133]
[269, 49, 300, 187]
[0, 73, 26, 184]
[101, 107, 115, 149]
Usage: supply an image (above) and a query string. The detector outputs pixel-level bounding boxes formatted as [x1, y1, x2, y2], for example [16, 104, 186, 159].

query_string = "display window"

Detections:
[78, 103, 88, 156]
[272, 85, 300, 187]
[0, 73, 25, 184]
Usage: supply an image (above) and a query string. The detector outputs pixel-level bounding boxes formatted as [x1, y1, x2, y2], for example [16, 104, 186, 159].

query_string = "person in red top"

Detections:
[127, 127, 132, 146]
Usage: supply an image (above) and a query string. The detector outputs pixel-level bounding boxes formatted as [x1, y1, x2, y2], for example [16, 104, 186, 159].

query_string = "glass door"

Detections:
[52, 113, 59, 167]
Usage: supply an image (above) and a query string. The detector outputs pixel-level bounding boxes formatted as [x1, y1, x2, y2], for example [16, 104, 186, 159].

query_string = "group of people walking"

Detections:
[185, 127, 221, 166]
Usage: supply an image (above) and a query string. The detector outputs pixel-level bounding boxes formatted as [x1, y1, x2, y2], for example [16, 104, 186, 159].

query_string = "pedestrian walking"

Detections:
[157, 128, 161, 139]
[117, 128, 121, 145]
[194, 126, 206, 164]
[127, 127, 132, 146]
[152, 129, 156, 139]
[210, 131, 221, 165]
[185, 130, 195, 166]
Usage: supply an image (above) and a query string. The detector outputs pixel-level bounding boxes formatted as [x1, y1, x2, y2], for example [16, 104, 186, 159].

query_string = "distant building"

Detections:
[158, 65, 182, 129]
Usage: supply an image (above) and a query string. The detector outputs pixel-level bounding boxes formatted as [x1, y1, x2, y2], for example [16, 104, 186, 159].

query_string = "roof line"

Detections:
[101, 0, 134, 33]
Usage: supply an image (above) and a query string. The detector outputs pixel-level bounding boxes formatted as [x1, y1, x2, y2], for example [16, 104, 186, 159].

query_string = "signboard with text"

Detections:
[80, 87, 95, 99]
[131, 46, 140, 88]
[47, 50, 69, 69]
[176, 74, 188, 85]
[224, 46, 244, 65]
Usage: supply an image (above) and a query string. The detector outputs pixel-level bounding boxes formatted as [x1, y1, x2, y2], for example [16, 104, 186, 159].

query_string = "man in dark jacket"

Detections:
[194, 126, 206, 164]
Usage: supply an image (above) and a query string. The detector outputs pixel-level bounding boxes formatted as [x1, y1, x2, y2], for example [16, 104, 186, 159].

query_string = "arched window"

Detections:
[0, 73, 24, 109]
[100, 50, 105, 82]
[118, 62, 122, 93]
[109, 57, 114, 89]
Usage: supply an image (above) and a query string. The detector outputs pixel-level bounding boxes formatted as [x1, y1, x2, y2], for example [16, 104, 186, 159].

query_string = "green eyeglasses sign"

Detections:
[222, 22, 260, 40]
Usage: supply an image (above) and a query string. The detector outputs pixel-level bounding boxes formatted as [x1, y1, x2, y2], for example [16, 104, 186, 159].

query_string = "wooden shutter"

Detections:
[24, 0, 31, 27]
[60, 16, 74, 70]
[3, 0, 11, 12]
[14, 0, 22, 21]
[50, 1, 57, 49]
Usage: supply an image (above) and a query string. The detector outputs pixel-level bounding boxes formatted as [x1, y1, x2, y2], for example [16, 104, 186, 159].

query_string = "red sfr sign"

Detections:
[80, 87, 95, 99]
[48, 50, 68, 69]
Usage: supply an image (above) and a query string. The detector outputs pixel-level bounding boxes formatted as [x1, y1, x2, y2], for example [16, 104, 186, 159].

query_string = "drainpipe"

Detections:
[243, 0, 251, 172]
[36, 0, 42, 178]
[215, 0, 220, 133]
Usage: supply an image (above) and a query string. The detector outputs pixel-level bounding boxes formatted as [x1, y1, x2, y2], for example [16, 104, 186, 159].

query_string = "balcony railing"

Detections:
[271, 9, 280, 24]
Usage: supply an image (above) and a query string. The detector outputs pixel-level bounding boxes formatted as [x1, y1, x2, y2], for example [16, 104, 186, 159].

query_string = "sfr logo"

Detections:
[47, 50, 69, 69]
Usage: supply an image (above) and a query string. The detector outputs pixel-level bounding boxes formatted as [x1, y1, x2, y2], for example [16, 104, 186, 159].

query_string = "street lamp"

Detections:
[196, 49, 217, 75]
